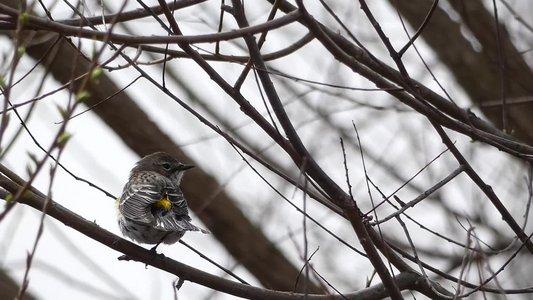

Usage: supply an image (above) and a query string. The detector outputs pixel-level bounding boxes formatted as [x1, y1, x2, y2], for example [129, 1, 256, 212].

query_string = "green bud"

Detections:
[23, 190, 32, 199]
[57, 132, 71, 147]
[17, 46, 25, 56]
[76, 90, 91, 102]
[55, 104, 68, 119]
[90, 67, 102, 81]
[19, 12, 29, 25]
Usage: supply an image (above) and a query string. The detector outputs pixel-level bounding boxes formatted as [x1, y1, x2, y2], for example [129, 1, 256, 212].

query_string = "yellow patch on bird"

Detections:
[154, 196, 173, 210]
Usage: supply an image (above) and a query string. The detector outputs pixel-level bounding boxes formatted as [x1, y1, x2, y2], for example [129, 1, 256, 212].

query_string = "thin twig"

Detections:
[373, 165, 465, 225]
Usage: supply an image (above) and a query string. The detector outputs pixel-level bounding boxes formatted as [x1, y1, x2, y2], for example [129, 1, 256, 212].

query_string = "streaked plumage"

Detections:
[117, 152, 208, 246]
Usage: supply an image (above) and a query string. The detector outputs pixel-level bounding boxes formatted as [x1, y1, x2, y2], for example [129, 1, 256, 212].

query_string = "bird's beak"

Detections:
[179, 164, 195, 171]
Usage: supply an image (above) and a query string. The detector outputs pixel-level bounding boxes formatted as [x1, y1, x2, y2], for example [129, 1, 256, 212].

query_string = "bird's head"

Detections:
[131, 152, 194, 183]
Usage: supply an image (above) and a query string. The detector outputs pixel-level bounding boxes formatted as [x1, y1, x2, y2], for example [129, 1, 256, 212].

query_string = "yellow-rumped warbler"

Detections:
[117, 152, 208, 250]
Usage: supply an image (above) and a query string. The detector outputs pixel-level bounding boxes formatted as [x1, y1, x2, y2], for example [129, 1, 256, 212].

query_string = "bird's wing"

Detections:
[165, 189, 188, 212]
[119, 179, 163, 224]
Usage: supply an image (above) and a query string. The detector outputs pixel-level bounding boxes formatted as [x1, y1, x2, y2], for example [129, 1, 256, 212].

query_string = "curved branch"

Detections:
[0, 4, 301, 46]
[137, 32, 314, 63]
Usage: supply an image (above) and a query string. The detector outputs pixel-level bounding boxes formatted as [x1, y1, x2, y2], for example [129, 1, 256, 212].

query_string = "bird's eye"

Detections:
[162, 163, 171, 170]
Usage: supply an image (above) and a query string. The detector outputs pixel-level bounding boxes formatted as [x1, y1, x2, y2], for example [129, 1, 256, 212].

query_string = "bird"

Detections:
[116, 152, 208, 252]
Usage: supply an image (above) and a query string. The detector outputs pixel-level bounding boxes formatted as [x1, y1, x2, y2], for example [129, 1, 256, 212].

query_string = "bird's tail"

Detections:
[182, 220, 209, 234]
[191, 224, 211, 234]
[156, 215, 209, 234]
